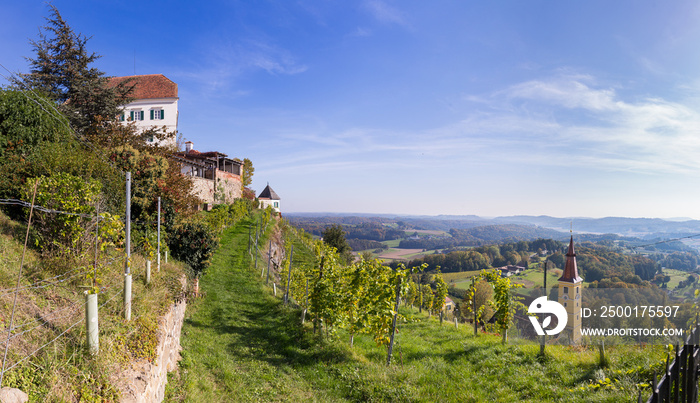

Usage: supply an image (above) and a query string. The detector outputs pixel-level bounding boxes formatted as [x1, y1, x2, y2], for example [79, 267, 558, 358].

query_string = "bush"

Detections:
[23, 173, 101, 260]
[168, 219, 219, 278]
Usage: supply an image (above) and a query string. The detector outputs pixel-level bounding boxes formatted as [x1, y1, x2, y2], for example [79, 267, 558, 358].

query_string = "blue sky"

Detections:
[3, 1, 700, 219]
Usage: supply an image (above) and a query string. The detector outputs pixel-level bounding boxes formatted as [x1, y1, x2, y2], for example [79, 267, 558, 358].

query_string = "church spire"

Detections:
[558, 236, 582, 283]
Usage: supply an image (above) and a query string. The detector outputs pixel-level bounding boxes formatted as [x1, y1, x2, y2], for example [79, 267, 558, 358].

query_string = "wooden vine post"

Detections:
[386, 275, 402, 366]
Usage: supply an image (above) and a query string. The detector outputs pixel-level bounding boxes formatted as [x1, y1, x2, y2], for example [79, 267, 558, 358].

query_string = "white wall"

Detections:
[259, 199, 280, 212]
[120, 97, 178, 147]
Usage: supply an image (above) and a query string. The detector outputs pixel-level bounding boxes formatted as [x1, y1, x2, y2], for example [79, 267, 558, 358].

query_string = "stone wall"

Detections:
[263, 219, 286, 284]
[216, 171, 242, 203]
[189, 172, 242, 206]
[119, 298, 186, 402]
[190, 176, 216, 205]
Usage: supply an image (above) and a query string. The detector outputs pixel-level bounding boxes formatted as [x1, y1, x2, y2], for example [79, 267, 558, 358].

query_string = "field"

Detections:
[165, 217, 668, 402]
[377, 248, 427, 261]
[511, 268, 564, 289]
[661, 268, 692, 290]
[442, 271, 482, 290]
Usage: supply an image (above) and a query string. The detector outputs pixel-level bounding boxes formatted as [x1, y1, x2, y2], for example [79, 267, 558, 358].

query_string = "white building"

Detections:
[109, 74, 178, 146]
[258, 184, 280, 213]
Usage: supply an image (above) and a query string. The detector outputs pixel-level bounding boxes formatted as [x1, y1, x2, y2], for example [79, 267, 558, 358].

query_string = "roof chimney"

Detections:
[185, 141, 193, 153]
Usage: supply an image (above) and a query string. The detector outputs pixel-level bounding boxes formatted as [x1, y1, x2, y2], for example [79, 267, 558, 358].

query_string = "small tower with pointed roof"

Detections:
[258, 184, 280, 213]
[558, 235, 583, 344]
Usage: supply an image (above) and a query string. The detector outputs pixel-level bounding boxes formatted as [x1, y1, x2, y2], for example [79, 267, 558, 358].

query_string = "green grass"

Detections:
[167, 217, 668, 402]
[661, 268, 691, 290]
[442, 271, 482, 282]
[382, 239, 401, 248]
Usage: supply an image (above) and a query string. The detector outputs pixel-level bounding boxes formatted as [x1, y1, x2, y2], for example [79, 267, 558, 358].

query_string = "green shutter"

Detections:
[150, 110, 154, 120]
[130, 111, 134, 121]
[161, 110, 165, 120]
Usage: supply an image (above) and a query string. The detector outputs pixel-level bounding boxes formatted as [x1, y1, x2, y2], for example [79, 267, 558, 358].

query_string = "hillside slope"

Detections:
[0, 210, 187, 401]
[166, 216, 668, 402]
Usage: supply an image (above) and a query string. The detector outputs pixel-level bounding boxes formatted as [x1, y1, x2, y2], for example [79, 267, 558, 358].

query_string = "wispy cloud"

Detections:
[495, 75, 700, 175]
[362, 0, 408, 27]
[175, 39, 306, 96]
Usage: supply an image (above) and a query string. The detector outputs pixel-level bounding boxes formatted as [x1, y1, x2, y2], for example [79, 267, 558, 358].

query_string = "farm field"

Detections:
[661, 268, 693, 290]
[382, 239, 401, 248]
[512, 268, 564, 288]
[377, 248, 424, 261]
[447, 271, 485, 290]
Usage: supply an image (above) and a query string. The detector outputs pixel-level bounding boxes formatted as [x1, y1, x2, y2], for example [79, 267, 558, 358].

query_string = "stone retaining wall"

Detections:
[119, 298, 187, 402]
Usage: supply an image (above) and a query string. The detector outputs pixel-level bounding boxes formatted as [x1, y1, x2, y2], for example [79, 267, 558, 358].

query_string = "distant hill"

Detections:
[490, 216, 700, 238]
[287, 213, 700, 239]
[450, 224, 567, 243]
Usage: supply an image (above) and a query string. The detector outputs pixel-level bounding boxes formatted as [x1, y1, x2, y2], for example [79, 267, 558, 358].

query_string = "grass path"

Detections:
[165, 218, 355, 402]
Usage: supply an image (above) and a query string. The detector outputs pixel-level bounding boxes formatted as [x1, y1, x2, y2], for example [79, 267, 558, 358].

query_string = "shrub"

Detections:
[23, 173, 101, 260]
[168, 219, 218, 278]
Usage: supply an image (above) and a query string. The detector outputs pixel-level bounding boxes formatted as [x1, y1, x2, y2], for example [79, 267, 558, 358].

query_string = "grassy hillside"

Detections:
[0, 210, 187, 401]
[166, 216, 667, 402]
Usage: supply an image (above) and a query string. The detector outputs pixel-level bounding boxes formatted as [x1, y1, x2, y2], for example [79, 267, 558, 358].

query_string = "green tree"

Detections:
[0, 89, 70, 159]
[20, 4, 132, 133]
[322, 224, 353, 264]
[241, 158, 255, 187]
[108, 145, 169, 225]
[0, 89, 72, 204]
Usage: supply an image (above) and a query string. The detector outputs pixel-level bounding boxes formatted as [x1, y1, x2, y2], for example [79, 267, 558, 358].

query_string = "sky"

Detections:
[3, 1, 700, 219]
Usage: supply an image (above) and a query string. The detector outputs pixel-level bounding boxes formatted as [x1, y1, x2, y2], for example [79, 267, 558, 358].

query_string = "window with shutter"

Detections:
[151, 109, 164, 120]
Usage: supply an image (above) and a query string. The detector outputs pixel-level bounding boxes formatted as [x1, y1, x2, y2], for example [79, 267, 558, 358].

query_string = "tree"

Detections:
[0, 89, 71, 159]
[241, 158, 255, 187]
[108, 146, 169, 225]
[20, 4, 132, 133]
[322, 224, 353, 264]
[0, 89, 72, 204]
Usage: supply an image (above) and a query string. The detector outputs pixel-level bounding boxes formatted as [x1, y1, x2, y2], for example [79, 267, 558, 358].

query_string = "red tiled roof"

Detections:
[176, 150, 228, 158]
[108, 74, 178, 99]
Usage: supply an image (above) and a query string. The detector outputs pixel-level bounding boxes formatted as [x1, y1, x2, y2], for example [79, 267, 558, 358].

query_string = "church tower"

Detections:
[558, 236, 583, 344]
